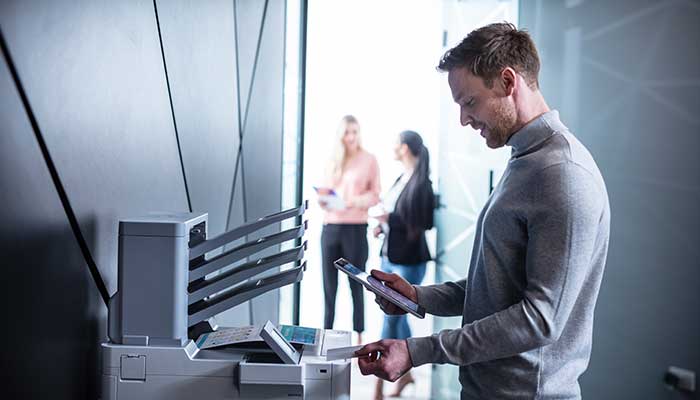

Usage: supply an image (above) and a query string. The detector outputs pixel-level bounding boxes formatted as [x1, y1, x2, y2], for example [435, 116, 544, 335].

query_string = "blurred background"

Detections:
[1, 0, 698, 399]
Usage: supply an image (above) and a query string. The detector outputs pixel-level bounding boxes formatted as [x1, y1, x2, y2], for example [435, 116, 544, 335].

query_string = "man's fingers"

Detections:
[358, 356, 380, 376]
[375, 296, 405, 315]
[377, 297, 394, 310]
[354, 341, 384, 356]
[375, 296, 391, 311]
[357, 356, 372, 375]
[371, 270, 417, 304]
[371, 269, 397, 282]
[357, 354, 387, 378]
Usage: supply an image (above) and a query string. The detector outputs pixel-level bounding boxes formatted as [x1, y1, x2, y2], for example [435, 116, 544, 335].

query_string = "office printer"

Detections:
[101, 203, 352, 399]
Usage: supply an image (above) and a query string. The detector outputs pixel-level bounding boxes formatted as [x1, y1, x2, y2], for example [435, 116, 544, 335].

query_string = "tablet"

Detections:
[334, 258, 425, 319]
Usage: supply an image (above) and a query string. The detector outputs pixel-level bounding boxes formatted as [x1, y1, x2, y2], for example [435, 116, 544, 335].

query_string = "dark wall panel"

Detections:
[156, 0, 252, 328]
[0, 0, 189, 295]
[242, 0, 285, 221]
[0, 46, 105, 400]
[156, 0, 240, 238]
[240, 0, 286, 325]
[235, 0, 268, 121]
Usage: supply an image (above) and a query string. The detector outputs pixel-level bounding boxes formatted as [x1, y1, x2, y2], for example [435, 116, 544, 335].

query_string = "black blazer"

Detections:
[383, 177, 435, 265]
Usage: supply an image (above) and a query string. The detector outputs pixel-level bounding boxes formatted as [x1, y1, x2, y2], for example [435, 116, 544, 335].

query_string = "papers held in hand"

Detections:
[325, 345, 364, 361]
[318, 194, 345, 210]
[314, 187, 345, 210]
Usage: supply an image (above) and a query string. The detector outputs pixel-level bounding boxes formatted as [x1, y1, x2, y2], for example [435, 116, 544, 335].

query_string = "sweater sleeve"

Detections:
[407, 162, 606, 367]
[414, 281, 467, 317]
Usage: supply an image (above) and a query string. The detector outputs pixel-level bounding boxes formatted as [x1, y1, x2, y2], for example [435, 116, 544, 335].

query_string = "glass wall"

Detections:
[431, 1, 519, 398]
[279, 0, 304, 326]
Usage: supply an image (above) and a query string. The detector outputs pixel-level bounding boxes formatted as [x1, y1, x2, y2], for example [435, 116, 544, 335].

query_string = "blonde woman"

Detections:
[318, 115, 380, 345]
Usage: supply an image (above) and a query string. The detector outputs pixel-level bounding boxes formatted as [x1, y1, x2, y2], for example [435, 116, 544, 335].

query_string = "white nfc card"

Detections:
[325, 345, 364, 361]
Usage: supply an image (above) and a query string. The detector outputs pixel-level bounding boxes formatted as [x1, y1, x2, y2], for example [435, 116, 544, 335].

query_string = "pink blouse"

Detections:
[324, 150, 381, 224]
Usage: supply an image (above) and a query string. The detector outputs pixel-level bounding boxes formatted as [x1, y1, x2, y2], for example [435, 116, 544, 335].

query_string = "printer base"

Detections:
[101, 328, 351, 400]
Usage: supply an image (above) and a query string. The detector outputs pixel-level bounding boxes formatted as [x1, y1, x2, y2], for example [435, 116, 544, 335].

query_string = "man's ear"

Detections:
[501, 67, 517, 96]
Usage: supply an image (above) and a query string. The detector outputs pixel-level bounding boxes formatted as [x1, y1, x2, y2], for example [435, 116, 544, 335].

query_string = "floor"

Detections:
[350, 361, 432, 400]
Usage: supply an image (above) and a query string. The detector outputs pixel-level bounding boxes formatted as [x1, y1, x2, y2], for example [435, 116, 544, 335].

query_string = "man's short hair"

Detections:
[438, 22, 540, 89]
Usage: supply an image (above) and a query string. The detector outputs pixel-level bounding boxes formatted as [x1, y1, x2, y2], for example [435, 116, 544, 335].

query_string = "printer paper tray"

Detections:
[188, 263, 305, 326]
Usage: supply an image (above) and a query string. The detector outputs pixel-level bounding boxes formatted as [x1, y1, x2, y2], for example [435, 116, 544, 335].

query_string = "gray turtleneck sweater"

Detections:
[406, 111, 610, 399]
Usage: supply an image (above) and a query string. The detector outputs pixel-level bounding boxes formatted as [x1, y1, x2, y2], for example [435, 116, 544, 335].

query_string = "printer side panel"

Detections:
[331, 361, 351, 400]
[117, 233, 188, 346]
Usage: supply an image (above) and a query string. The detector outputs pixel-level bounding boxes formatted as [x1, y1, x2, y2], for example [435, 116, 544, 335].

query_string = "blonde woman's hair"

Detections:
[330, 115, 362, 182]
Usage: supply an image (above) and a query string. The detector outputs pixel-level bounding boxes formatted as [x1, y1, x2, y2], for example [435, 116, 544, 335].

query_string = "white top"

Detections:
[384, 171, 412, 212]
[380, 170, 413, 233]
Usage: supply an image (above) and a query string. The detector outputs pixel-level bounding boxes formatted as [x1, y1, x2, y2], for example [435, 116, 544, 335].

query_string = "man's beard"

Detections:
[486, 100, 517, 149]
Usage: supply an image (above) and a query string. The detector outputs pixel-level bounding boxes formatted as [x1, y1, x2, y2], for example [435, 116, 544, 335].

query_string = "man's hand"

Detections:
[355, 339, 413, 382]
[372, 225, 383, 238]
[370, 270, 418, 315]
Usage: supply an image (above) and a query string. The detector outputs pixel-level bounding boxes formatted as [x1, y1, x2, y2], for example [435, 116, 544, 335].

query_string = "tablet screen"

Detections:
[337, 259, 365, 276]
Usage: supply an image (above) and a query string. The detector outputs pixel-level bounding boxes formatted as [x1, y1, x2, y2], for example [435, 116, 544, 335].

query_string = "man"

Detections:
[356, 22, 610, 399]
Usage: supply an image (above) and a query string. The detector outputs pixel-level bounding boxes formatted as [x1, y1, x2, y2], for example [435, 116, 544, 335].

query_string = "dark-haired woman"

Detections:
[372, 130, 434, 399]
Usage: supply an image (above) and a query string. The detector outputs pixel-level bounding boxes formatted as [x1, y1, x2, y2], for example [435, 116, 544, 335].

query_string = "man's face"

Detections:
[448, 67, 517, 149]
